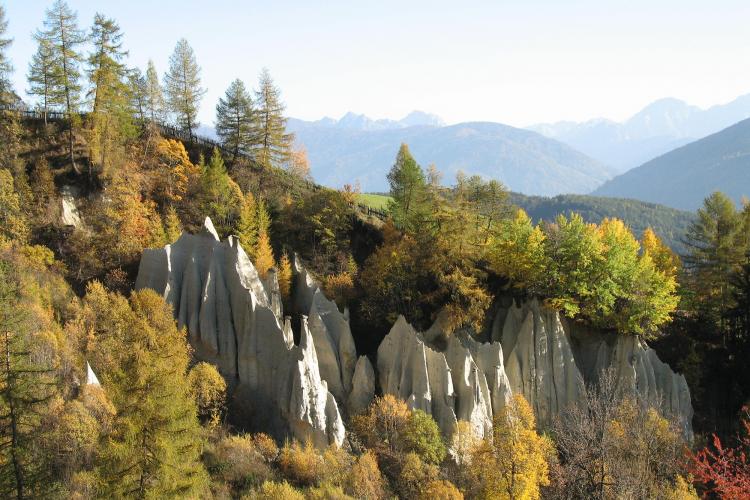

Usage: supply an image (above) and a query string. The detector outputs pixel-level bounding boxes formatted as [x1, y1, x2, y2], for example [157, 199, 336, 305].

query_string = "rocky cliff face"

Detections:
[135, 219, 693, 447]
[134, 218, 367, 447]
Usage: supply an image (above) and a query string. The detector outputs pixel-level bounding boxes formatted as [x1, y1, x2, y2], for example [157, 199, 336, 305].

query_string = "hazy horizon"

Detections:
[5, 0, 750, 128]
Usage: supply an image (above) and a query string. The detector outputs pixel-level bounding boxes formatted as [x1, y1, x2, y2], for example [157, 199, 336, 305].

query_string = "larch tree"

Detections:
[387, 143, 430, 233]
[26, 38, 57, 124]
[684, 191, 745, 338]
[0, 4, 12, 103]
[127, 68, 147, 123]
[144, 60, 164, 122]
[0, 261, 56, 500]
[216, 78, 257, 164]
[83, 284, 209, 498]
[254, 68, 293, 168]
[164, 38, 205, 140]
[36, 0, 86, 173]
[86, 13, 132, 173]
[237, 191, 259, 255]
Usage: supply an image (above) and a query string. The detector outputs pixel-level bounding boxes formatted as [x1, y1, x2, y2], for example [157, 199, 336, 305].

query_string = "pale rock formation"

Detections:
[377, 316, 458, 436]
[60, 185, 82, 227]
[444, 336, 493, 437]
[348, 356, 375, 415]
[135, 218, 345, 447]
[499, 299, 582, 428]
[576, 328, 694, 439]
[86, 361, 100, 386]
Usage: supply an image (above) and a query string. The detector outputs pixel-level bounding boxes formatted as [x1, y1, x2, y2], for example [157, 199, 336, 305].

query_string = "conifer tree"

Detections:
[164, 39, 205, 140]
[163, 205, 182, 243]
[254, 68, 293, 168]
[84, 284, 209, 497]
[87, 14, 127, 114]
[196, 148, 243, 236]
[87, 13, 132, 173]
[278, 251, 293, 303]
[0, 261, 56, 499]
[216, 78, 257, 164]
[127, 68, 147, 123]
[387, 143, 429, 233]
[144, 60, 164, 122]
[0, 5, 13, 104]
[254, 232, 275, 279]
[237, 191, 259, 255]
[36, 0, 86, 173]
[684, 192, 745, 336]
[26, 38, 56, 124]
[0, 169, 28, 243]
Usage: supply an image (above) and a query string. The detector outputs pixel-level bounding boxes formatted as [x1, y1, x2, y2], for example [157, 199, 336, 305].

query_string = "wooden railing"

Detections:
[3, 105, 389, 222]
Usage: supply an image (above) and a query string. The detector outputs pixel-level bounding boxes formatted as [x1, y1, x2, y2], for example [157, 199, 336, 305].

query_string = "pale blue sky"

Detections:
[5, 0, 750, 127]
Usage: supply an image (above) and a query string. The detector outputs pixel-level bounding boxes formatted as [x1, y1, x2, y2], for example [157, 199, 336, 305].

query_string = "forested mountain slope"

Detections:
[592, 118, 750, 211]
[510, 192, 694, 252]
[289, 119, 615, 196]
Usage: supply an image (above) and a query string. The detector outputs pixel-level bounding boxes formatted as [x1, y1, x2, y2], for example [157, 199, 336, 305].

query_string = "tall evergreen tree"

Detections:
[86, 13, 132, 173]
[164, 38, 205, 140]
[144, 60, 164, 122]
[215, 78, 256, 164]
[684, 191, 745, 337]
[26, 38, 57, 124]
[36, 0, 86, 173]
[84, 284, 208, 497]
[87, 13, 127, 114]
[387, 143, 429, 233]
[254, 68, 293, 168]
[127, 68, 147, 123]
[0, 261, 56, 499]
[0, 4, 13, 104]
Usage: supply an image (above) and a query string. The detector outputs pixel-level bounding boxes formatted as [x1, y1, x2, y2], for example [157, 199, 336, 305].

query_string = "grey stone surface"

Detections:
[135, 218, 345, 447]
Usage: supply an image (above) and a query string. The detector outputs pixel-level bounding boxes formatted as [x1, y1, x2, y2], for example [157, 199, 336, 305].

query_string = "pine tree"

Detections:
[164, 39, 205, 140]
[237, 192, 258, 255]
[684, 192, 745, 337]
[85, 284, 209, 497]
[86, 13, 133, 173]
[216, 78, 257, 164]
[278, 251, 292, 303]
[0, 261, 56, 499]
[254, 68, 293, 168]
[0, 169, 28, 244]
[87, 14, 127, 114]
[0, 4, 13, 104]
[36, 0, 86, 173]
[254, 231, 275, 279]
[144, 60, 164, 122]
[196, 148, 243, 236]
[163, 205, 182, 243]
[26, 38, 57, 124]
[127, 68, 147, 123]
[387, 143, 429, 233]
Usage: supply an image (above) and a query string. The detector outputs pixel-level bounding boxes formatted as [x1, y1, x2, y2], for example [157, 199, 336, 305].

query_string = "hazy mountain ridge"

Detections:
[291, 110, 445, 132]
[592, 117, 750, 211]
[530, 94, 750, 172]
[288, 118, 616, 196]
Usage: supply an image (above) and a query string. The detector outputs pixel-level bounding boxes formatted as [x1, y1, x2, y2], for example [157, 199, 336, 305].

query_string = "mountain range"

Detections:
[288, 115, 614, 196]
[530, 94, 750, 172]
[593, 117, 750, 211]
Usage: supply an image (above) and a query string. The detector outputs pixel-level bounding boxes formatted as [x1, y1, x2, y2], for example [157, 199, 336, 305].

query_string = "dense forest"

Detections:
[1, 2, 749, 499]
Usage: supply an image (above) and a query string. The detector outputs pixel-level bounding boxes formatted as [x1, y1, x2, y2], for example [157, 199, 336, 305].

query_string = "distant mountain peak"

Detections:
[297, 110, 444, 131]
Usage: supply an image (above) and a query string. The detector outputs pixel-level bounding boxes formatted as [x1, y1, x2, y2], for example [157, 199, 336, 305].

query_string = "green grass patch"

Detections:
[355, 193, 392, 212]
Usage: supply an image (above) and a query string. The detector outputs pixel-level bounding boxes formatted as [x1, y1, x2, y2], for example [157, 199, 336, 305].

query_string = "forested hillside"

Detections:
[1, 2, 750, 499]
[593, 117, 750, 210]
[288, 119, 615, 196]
[510, 192, 694, 252]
